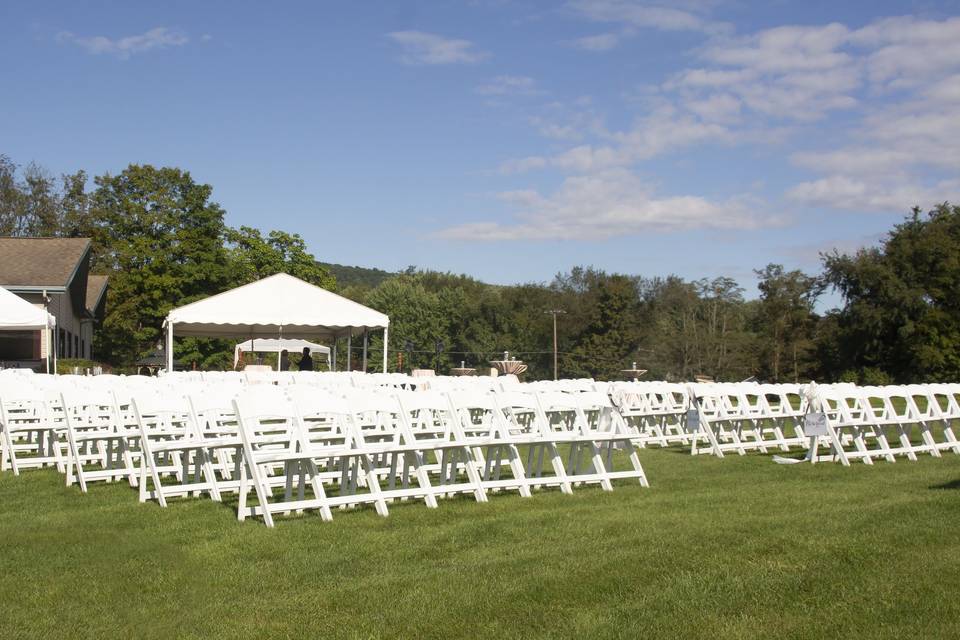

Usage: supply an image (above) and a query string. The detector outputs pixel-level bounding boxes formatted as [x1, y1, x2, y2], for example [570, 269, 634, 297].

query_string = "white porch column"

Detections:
[382, 326, 389, 373]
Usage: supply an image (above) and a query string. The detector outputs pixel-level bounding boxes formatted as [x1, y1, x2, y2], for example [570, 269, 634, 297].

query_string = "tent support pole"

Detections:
[52, 325, 57, 374]
[332, 338, 337, 372]
[382, 326, 388, 373]
[45, 327, 51, 374]
[347, 334, 352, 372]
[166, 322, 174, 372]
[362, 329, 368, 373]
[277, 325, 283, 372]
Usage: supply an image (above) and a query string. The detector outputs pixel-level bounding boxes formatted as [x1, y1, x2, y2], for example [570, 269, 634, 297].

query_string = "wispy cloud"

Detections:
[522, 14, 960, 217]
[500, 104, 730, 174]
[387, 31, 488, 65]
[569, 0, 732, 37]
[571, 33, 620, 51]
[435, 169, 777, 241]
[56, 26, 188, 59]
[475, 75, 539, 95]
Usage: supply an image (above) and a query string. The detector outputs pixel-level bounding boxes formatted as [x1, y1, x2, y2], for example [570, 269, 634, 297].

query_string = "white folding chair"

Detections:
[233, 387, 348, 526]
[446, 390, 531, 497]
[395, 390, 488, 504]
[0, 383, 64, 475]
[60, 389, 139, 491]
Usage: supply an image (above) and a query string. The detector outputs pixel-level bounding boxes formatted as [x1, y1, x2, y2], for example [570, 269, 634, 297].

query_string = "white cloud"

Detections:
[502, 104, 730, 173]
[531, 120, 582, 141]
[436, 169, 776, 241]
[571, 33, 620, 51]
[682, 93, 741, 124]
[386, 31, 488, 65]
[55, 27, 188, 59]
[702, 23, 852, 73]
[674, 23, 864, 123]
[850, 16, 960, 88]
[787, 176, 960, 213]
[495, 13, 960, 223]
[569, 0, 729, 35]
[787, 72, 960, 212]
[476, 75, 538, 95]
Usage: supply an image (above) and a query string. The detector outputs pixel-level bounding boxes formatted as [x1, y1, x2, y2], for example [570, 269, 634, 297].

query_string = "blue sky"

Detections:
[3, 1, 959, 300]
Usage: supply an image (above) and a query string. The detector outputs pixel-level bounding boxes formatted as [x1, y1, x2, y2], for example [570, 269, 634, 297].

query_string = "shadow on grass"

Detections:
[929, 478, 960, 490]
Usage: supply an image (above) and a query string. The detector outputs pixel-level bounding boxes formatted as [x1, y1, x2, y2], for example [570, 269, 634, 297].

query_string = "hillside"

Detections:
[319, 262, 396, 289]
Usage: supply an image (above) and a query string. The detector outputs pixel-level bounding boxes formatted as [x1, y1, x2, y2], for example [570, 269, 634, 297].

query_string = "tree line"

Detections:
[2, 154, 958, 383]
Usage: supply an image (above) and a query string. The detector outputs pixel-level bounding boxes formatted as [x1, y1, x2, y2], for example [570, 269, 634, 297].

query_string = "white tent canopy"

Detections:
[164, 273, 389, 371]
[0, 286, 55, 330]
[234, 338, 331, 369]
[0, 286, 56, 372]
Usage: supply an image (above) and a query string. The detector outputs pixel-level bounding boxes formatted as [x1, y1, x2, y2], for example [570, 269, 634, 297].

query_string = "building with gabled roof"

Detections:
[0, 237, 108, 368]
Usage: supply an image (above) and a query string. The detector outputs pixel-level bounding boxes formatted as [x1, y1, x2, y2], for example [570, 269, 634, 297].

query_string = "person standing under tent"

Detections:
[298, 347, 313, 372]
[279, 349, 290, 371]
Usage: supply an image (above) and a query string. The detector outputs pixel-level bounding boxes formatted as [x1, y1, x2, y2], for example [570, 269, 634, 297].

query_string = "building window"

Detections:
[59, 329, 65, 356]
[74, 335, 79, 358]
[81, 339, 86, 359]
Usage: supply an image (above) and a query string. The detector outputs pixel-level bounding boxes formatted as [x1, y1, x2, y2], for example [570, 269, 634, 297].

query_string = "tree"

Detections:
[0, 155, 21, 235]
[225, 226, 334, 289]
[566, 273, 645, 380]
[822, 204, 960, 382]
[90, 165, 231, 365]
[755, 264, 821, 382]
[364, 276, 448, 372]
[21, 163, 59, 236]
[59, 170, 93, 238]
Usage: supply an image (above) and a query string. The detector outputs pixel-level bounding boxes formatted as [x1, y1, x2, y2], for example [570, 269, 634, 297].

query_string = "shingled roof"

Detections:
[0, 237, 92, 289]
[85, 274, 109, 317]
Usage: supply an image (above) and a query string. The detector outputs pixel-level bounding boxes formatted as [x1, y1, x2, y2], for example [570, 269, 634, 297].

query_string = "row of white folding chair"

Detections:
[228, 385, 650, 526]
[914, 384, 960, 454]
[610, 382, 692, 448]
[523, 379, 598, 393]
[58, 388, 141, 491]
[857, 386, 941, 460]
[397, 387, 648, 496]
[48, 379, 239, 495]
[687, 383, 808, 457]
[802, 384, 960, 465]
[233, 387, 432, 526]
[0, 382, 65, 475]
[532, 390, 649, 490]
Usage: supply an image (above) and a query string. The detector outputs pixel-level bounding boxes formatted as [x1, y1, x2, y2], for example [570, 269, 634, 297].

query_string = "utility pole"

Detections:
[544, 309, 566, 380]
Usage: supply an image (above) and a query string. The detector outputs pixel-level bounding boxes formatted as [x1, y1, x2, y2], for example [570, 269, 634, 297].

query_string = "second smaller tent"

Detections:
[234, 338, 331, 370]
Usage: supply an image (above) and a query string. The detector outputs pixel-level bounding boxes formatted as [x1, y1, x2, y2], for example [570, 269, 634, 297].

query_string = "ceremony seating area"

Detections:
[2, 369, 959, 528]
[0, 369, 648, 527]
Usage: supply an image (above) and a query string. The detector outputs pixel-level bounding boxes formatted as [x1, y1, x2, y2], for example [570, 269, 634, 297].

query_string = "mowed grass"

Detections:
[2, 448, 960, 640]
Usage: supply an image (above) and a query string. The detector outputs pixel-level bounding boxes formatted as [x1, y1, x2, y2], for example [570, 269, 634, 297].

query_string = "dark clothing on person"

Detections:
[298, 353, 313, 371]
[279, 351, 290, 372]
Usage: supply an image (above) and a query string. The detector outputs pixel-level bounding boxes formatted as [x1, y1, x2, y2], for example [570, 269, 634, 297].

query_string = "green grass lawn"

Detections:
[2, 448, 959, 639]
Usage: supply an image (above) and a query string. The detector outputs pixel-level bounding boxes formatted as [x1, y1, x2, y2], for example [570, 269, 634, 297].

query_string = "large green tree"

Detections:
[755, 264, 821, 382]
[224, 226, 335, 289]
[91, 165, 231, 365]
[822, 204, 960, 382]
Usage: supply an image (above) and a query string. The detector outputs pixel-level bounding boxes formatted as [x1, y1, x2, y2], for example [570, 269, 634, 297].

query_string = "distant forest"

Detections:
[3, 154, 959, 383]
[318, 262, 394, 290]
